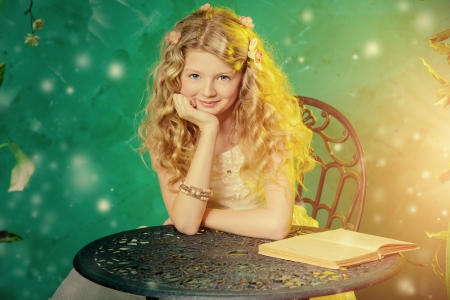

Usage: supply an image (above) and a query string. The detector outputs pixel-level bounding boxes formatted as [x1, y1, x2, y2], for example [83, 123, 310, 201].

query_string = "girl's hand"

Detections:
[173, 94, 219, 132]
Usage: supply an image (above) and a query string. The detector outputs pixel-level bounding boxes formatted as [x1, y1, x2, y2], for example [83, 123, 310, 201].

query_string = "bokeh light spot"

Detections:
[353, 54, 358, 60]
[365, 41, 380, 58]
[397, 277, 416, 295]
[98, 199, 111, 212]
[66, 86, 74, 94]
[297, 56, 305, 64]
[412, 133, 421, 140]
[442, 210, 448, 216]
[398, 1, 409, 12]
[41, 80, 53, 92]
[301, 10, 313, 23]
[76, 54, 90, 68]
[410, 206, 416, 213]
[108, 63, 124, 78]
[421, 171, 429, 179]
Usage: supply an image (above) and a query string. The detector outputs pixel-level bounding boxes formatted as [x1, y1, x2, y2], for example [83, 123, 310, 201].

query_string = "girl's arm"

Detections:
[152, 94, 219, 235]
[200, 152, 295, 240]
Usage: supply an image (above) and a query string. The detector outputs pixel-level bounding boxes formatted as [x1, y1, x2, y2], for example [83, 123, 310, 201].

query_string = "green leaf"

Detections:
[426, 231, 448, 240]
[6, 140, 35, 192]
[0, 230, 23, 243]
[0, 62, 4, 88]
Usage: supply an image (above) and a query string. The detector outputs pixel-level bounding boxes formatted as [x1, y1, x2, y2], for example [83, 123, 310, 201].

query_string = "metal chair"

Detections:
[296, 96, 366, 232]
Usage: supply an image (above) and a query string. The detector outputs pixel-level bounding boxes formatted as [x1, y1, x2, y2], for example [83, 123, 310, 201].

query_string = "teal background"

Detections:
[1, 0, 450, 299]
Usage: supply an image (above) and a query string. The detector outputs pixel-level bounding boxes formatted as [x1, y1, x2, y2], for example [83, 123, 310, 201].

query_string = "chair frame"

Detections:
[296, 96, 366, 232]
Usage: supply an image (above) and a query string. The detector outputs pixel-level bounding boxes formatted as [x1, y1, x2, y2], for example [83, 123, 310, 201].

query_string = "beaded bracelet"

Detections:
[179, 180, 213, 201]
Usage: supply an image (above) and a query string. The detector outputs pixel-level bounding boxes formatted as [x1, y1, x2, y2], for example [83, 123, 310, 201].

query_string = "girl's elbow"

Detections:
[173, 221, 200, 236]
[268, 221, 291, 240]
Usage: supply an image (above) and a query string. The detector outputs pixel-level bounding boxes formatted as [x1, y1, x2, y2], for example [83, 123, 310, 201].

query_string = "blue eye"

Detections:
[218, 75, 229, 81]
[189, 74, 200, 80]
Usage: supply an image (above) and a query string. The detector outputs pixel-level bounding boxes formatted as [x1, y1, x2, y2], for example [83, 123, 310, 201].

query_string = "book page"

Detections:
[307, 229, 417, 251]
[260, 235, 374, 265]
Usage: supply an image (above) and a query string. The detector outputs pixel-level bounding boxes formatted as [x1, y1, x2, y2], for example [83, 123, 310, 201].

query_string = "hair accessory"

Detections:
[239, 16, 254, 29]
[159, 71, 166, 85]
[166, 31, 181, 45]
[200, 3, 212, 11]
[247, 38, 263, 70]
[179, 180, 213, 201]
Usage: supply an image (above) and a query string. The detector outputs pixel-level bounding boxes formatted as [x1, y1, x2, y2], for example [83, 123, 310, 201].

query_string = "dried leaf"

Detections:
[0, 230, 23, 243]
[435, 82, 450, 108]
[436, 162, 450, 184]
[428, 29, 450, 44]
[7, 140, 35, 192]
[420, 58, 448, 85]
[426, 231, 448, 240]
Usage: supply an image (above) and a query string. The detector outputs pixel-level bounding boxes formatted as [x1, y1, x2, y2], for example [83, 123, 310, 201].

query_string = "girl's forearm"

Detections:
[170, 127, 218, 235]
[201, 208, 292, 240]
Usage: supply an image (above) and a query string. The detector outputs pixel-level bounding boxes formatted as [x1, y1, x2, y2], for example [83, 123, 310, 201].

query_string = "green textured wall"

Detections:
[1, 0, 449, 299]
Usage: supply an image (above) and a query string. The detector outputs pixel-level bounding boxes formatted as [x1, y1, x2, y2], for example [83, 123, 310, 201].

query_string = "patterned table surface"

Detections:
[73, 225, 403, 299]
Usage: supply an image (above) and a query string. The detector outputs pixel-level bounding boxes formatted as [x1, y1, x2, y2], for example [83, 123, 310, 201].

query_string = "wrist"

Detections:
[199, 123, 219, 134]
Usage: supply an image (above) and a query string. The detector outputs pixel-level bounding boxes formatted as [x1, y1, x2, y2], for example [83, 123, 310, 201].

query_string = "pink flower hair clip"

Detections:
[239, 16, 254, 29]
[166, 31, 181, 45]
[200, 3, 212, 11]
[247, 38, 262, 70]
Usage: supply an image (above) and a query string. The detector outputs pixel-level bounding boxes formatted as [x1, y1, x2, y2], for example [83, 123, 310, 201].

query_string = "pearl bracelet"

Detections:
[179, 180, 213, 201]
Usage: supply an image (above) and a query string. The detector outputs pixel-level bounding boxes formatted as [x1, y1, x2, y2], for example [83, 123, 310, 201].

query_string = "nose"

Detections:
[201, 80, 216, 98]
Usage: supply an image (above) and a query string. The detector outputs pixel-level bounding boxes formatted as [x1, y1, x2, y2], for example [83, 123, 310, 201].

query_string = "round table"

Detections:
[73, 225, 403, 299]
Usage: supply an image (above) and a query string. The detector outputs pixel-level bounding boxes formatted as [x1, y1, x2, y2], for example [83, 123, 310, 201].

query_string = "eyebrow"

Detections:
[183, 68, 234, 76]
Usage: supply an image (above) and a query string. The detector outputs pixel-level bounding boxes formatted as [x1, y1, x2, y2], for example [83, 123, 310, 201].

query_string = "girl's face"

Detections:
[180, 50, 243, 123]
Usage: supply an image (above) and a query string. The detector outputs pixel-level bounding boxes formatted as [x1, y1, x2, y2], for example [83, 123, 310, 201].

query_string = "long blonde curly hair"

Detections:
[139, 6, 315, 193]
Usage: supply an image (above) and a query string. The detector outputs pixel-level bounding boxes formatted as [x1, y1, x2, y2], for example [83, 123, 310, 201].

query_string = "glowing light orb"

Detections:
[333, 144, 342, 152]
[406, 187, 413, 194]
[301, 10, 313, 23]
[412, 133, 421, 140]
[443, 210, 448, 216]
[415, 12, 433, 31]
[41, 80, 53, 92]
[376, 159, 386, 167]
[398, 1, 409, 12]
[353, 54, 358, 60]
[108, 63, 124, 78]
[365, 42, 380, 58]
[397, 277, 416, 295]
[31, 195, 41, 205]
[373, 214, 382, 223]
[110, 220, 117, 227]
[297, 56, 305, 64]
[410, 206, 416, 213]
[98, 199, 111, 212]
[49, 162, 58, 170]
[66, 86, 74, 94]
[377, 127, 386, 135]
[421, 171, 429, 179]
[76, 54, 90, 68]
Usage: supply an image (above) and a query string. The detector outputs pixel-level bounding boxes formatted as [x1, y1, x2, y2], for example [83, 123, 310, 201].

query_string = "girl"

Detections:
[53, 4, 354, 299]
[139, 3, 318, 240]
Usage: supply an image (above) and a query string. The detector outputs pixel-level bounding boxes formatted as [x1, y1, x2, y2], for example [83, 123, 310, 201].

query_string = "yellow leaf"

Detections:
[435, 82, 450, 108]
[427, 28, 450, 56]
[436, 162, 450, 184]
[6, 140, 35, 192]
[420, 58, 448, 85]
[426, 231, 448, 240]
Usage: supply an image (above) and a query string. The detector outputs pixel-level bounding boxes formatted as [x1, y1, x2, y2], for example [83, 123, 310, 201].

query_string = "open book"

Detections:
[258, 228, 419, 269]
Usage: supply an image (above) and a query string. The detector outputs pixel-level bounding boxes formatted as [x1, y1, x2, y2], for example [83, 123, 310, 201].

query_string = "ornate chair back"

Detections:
[296, 96, 366, 231]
